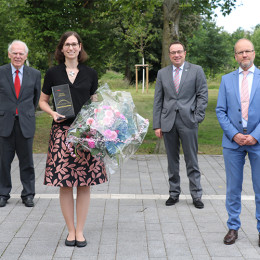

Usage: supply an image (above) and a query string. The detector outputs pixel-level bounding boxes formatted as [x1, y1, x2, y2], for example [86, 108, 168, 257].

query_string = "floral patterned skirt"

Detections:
[44, 124, 107, 187]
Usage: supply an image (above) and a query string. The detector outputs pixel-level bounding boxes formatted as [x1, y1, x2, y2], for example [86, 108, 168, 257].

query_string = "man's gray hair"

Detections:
[8, 40, 29, 54]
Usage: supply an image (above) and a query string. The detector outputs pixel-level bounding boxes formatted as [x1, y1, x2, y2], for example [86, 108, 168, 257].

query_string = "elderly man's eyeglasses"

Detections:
[11, 52, 26, 56]
[235, 50, 254, 56]
[64, 43, 79, 48]
[169, 50, 184, 55]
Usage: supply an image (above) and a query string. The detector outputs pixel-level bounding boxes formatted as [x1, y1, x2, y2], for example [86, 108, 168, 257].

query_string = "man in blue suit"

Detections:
[216, 38, 260, 246]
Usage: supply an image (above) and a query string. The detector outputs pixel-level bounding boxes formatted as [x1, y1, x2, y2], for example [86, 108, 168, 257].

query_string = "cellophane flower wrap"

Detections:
[66, 84, 149, 174]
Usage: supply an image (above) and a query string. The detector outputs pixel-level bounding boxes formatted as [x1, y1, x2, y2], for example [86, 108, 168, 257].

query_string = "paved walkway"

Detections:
[0, 154, 260, 260]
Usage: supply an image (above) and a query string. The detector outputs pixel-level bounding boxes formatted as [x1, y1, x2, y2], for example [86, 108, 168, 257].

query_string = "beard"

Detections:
[239, 60, 253, 69]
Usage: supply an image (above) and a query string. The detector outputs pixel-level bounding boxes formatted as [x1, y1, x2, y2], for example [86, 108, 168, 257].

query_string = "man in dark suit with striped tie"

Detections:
[0, 40, 41, 207]
[153, 41, 208, 209]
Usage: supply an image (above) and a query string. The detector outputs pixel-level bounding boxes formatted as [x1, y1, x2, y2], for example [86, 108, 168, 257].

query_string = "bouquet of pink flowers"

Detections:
[66, 84, 149, 174]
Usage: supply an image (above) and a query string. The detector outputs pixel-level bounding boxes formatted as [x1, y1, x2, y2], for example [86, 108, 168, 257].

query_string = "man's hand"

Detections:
[233, 133, 247, 146]
[233, 133, 258, 146]
[244, 135, 257, 146]
[155, 128, 163, 138]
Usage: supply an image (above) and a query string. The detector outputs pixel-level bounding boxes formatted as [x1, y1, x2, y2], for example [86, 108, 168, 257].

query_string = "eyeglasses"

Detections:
[169, 50, 184, 55]
[64, 42, 79, 48]
[235, 50, 254, 56]
[11, 52, 26, 56]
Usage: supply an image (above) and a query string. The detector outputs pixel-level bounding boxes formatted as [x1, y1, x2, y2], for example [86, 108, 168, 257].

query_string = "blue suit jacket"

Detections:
[216, 66, 260, 149]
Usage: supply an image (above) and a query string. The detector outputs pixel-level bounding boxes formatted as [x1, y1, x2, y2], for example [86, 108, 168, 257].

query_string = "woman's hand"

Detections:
[52, 112, 66, 123]
[39, 92, 66, 123]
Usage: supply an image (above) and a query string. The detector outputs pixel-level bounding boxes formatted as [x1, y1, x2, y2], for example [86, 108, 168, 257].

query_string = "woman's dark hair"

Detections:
[55, 31, 88, 64]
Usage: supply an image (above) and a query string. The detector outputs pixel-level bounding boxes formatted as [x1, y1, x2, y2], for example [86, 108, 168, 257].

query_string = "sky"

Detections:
[214, 0, 260, 33]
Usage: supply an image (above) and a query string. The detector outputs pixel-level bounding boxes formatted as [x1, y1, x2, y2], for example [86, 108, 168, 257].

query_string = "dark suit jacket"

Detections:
[0, 64, 41, 138]
[153, 61, 208, 131]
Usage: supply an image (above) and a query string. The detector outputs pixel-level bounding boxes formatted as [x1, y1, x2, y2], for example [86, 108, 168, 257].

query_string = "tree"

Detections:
[251, 26, 260, 67]
[0, 0, 27, 65]
[96, 0, 162, 82]
[161, 0, 237, 68]
[187, 19, 232, 77]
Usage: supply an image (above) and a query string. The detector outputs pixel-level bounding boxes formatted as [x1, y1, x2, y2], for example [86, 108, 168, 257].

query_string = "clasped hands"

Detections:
[233, 133, 257, 146]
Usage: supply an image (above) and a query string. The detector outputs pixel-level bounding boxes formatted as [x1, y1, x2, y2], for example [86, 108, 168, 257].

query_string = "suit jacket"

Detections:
[216, 66, 260, 149]
[153, 61, 208, 131]
[0, 64, 41, 138]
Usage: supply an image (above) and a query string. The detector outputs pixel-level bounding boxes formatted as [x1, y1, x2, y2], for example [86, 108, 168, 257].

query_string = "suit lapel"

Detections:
[249, 68, 260, 103]
[232, 70, 240, 105]
[19, 65, 29, 99]
[4, 64, 17, 98]
[178, 62, 190, 93]
[167, 65, 176, 95]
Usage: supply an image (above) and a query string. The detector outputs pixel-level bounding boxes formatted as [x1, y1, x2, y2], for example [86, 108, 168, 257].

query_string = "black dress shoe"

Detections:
[22, 197, 34, 207]
[0, 197, 7, 207]
[65, 235, 76, 247]
[165, 197, 179, 206]
[76, 238, 87, 247]
[224, 229, 238, 245]
[193, 198, 204, 209]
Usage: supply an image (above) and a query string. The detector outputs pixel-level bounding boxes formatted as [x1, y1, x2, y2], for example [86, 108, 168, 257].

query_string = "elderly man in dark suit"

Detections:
[0, 40, 41, 207]
[153, 41, 208, 209]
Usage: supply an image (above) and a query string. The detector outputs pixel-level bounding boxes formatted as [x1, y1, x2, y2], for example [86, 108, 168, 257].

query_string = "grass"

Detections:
[34, 112, 52, 153]
[33, 72, 223, 154]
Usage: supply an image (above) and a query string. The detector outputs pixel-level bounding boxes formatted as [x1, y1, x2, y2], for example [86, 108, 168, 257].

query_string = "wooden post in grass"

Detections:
[135, 64, 149, 93]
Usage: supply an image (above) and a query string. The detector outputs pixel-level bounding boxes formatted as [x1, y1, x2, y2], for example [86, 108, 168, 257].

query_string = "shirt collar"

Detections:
[239, 64, 255, 74]
[172, 62, 185, 72]
[11, 64, 24, 75]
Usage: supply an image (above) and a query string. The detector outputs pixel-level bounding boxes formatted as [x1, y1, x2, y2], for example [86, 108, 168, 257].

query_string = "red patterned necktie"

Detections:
[174, 67, 180, 93]
[14, 70, 21, 114]
[241, 70, 249, 121]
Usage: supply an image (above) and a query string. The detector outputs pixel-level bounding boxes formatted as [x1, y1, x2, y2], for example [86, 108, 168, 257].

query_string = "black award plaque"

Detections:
[52, 84, 75, 119]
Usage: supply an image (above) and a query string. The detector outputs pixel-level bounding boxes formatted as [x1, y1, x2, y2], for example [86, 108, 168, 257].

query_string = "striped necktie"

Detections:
[174, 67, 180, 93]
[241, 70, 249, 121]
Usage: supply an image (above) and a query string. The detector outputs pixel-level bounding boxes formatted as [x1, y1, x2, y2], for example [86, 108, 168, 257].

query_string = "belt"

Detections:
[243, 128, 247, 134]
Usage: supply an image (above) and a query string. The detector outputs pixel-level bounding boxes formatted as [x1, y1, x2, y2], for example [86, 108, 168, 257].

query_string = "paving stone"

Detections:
[0, 154, 259, 259]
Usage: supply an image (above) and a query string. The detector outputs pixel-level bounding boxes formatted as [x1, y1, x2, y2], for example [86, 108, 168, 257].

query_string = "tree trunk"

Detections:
[124, 52, 132, 82]
[161, 0, 181, 68]
[154, 0, 181, 154]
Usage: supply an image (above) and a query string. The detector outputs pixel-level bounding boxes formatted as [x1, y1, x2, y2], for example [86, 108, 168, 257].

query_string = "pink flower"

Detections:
[105, 110, 114, 118]
[103, 117, 112, 125]
[115, 111, 121, 117]
[103, 129, 118, 140]
[88, 139, 96, 148]
[103, 129, 112, 138]
[86, 118, 95, 125]
[110, 131, 118, 140]
[94, 108, 100, 114]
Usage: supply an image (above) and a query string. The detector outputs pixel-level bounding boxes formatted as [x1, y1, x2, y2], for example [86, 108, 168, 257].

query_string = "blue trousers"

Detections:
[223, 145, 260, 232]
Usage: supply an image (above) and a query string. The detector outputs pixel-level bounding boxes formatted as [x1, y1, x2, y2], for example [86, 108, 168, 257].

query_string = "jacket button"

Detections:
[239, 121, 242, 124]
[238, 109, 241, 112]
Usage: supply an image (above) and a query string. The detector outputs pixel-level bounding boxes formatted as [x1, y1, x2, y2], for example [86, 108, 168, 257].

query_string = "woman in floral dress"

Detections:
[39, 31, 107, 247]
